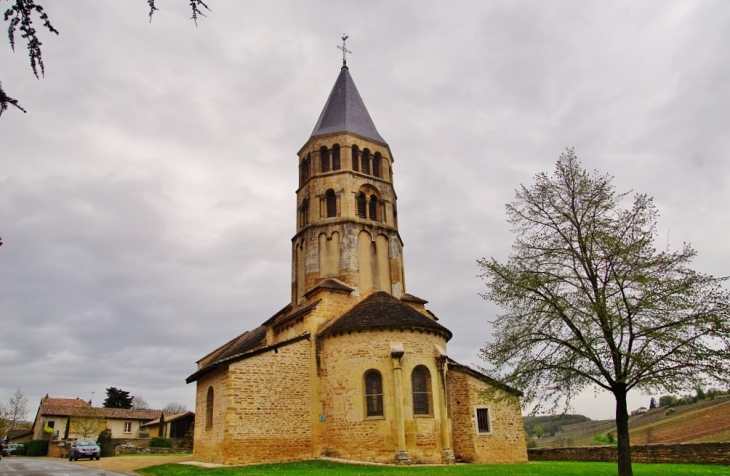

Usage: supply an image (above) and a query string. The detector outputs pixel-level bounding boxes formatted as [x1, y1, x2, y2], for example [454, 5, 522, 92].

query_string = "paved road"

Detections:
[0, 456, 130, 476]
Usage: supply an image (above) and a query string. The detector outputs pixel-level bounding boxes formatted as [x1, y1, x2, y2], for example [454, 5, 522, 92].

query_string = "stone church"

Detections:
[186, 56, 527, 465]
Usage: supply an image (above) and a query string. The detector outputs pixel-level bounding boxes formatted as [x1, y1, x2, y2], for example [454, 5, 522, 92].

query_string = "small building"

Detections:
[30, 395, 192, 440]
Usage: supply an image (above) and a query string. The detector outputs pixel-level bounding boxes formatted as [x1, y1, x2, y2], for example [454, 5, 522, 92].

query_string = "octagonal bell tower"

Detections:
[291, 59, 405, 305]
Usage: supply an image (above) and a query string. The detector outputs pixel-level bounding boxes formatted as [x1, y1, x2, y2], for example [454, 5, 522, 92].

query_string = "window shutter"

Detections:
[369, 196, 378, 221]
[357, 193, 367, 218]
[332, 144, 341, 170]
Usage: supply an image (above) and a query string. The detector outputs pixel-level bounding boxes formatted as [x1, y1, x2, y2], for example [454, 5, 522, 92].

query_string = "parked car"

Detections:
[68, 439, 101, 461]
[0, 445, 8, 457]
[9, 443, 24, 455]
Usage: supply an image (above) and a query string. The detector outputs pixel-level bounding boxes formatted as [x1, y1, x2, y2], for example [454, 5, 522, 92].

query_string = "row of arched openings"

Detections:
[321, 189, 380, 221]
[299, 145, 385, 186]
[364, 366, 432, 417]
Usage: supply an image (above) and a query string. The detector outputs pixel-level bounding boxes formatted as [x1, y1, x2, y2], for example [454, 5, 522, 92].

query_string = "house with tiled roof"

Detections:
[30, 395, 189, 441]
[186, 50, 527, 466]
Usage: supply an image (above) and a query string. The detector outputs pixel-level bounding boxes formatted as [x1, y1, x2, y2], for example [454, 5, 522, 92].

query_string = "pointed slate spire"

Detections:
[310, 66, 387, 145]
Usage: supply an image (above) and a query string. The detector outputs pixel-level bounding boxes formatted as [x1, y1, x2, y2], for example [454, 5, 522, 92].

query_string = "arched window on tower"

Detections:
[299, 199, 309, 229]
[325, 189, 337, 218]
[332, 144, 341, 170]
[412, 366, 432, 415]
[320, 146, 330, 173]
[364, 370, 384, 417]
[357, 192, 367, 219]
[206, 386, 214, 430]
[369, 196, 379, 221]
[362, 148, 371, 175]
[352, 145, 360, 172]
[372, 152, 382, 178]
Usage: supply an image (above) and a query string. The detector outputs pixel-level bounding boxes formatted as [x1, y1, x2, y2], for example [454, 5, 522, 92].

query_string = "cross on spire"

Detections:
[337, 34, 352, 67]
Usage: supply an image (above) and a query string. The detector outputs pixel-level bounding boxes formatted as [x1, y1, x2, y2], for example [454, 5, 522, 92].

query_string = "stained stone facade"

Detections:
[186, 63, 528, 466]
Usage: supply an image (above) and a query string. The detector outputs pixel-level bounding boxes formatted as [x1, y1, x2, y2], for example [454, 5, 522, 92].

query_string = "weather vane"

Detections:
[337, 34, 351, 66]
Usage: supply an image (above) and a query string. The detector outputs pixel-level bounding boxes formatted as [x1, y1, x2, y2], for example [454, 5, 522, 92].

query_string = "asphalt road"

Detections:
[0, 456, 130, 476]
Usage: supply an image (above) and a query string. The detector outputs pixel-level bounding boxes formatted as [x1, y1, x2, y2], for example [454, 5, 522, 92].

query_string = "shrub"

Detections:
[24, 439, 49, 456]
[97, 428, 114, 457]
[606, 431, 615, 443]
[149, 437, 173, 448]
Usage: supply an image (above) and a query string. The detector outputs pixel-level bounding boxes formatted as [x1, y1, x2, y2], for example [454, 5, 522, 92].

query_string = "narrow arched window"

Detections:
[412, 366, 432, 415]
[332, 144, 341, 170]
[352, 145, 360, 172]
[320, 146, 330, 173]
[299, 199, 309, 228]
[205, 387, 214, 430]
[305, 154, 311, 181]
[326, 189, 337, 218]
[369, 196, 379, 221]
[364, 370, 384, 417]
[362, 148, 371, 175]
[357, 193, 367, 219]
[372, 153, 382, 178]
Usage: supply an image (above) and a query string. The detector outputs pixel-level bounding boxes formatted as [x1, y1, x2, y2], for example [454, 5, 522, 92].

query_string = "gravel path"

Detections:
[73, 454, 195, 474]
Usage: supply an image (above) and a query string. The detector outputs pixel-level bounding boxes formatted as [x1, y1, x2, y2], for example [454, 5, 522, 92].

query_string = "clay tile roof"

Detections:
[401, 293, 428, 304]
[310, 66, 387, 145]
[320, 291, 452, 340]
[43, 397, 90, 408]
[96, 408, 166, 420]
[203, 325, 267, 365]
[305, 278, 355, 297]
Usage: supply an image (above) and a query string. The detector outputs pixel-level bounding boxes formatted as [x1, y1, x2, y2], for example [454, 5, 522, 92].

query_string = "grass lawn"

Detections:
[136, 460, 730, 476]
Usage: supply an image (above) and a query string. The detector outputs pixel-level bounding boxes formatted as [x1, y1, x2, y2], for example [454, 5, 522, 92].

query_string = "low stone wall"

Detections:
[528, 442, 730, 465]
[114, 438, 190, 455]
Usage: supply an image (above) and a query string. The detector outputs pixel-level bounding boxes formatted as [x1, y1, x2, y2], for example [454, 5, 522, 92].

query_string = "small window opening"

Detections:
[362, 148, 371, 175]
[326, 189, 337, 218]
[412, 366, 432, 415]
[364, 370, 384, 417]
[352, 145, 360, 172]
[332, 144, 341, 170]
[369, 196, 379, 221]
[320, 146, 330, 173]
[357, 193, 367, 219]
[476, 407, 491, 434]
[206, 387, 214, 430]
[373, 153, 382, 178]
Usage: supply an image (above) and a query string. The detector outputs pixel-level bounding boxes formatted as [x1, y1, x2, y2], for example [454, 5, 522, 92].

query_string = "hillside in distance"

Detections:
[525, 396, 730, 447]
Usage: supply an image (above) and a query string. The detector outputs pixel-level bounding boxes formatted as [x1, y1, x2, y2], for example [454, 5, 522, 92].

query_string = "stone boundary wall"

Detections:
[528, 442, 730, 465]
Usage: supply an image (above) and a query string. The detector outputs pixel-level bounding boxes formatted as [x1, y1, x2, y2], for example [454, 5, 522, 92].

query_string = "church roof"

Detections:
[201, 325, 267, 366]
[320, 291, 452, 340]
[310, 66, 387, 145]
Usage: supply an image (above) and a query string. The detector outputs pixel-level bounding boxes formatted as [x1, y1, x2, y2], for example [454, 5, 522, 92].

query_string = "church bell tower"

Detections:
[291, 47, 405, 305]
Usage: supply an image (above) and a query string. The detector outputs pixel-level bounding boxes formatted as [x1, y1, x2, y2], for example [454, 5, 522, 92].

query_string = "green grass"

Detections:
[136, 460, 730, 476]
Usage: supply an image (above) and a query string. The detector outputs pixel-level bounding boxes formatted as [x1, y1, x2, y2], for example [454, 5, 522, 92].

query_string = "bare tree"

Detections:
[131, 395, 150, 410]
[478, 150, 730, 476]
[2, 0, 211, 116]
[5, 388, 29, 435]
[69, 407, 105, 439]
[162, 402, 187, 414]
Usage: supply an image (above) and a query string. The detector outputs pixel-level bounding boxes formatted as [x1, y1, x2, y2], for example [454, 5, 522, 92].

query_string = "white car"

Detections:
[68, 439, 101, 461]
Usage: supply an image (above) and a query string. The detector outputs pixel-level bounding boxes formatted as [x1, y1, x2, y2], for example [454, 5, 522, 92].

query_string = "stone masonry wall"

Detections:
[528, 443, 730, 465]
[317, 328, 448, 464]
[222, 337, 313, 465]
[447, 369, 527, 464]
[192, 367, 228, 463]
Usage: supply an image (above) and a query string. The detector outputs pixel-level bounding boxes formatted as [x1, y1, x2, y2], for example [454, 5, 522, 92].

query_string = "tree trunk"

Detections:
[614, 385, 633, 476]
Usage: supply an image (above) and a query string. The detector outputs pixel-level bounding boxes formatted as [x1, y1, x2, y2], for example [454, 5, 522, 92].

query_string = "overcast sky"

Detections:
[1, 1, 728, 422]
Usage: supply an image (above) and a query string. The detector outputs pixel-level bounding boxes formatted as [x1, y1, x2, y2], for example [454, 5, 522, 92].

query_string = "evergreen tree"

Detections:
[103, 387, 133, 409]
